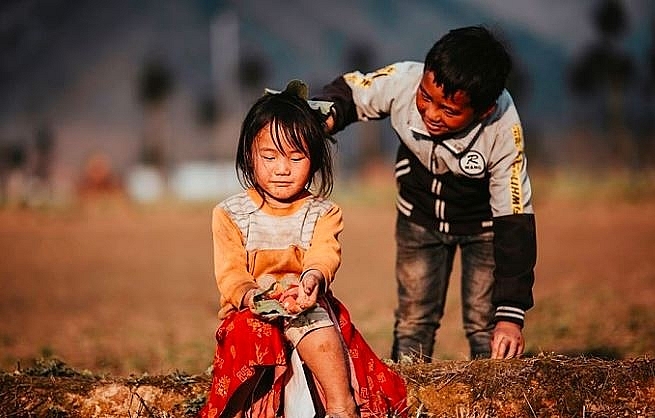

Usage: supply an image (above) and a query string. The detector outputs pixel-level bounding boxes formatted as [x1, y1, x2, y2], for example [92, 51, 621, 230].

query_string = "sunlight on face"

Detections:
[415, 71, 478, 137]
[253, 123, 311, 207]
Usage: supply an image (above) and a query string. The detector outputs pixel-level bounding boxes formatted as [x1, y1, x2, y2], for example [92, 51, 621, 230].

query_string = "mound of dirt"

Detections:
[1, 354, 653, 417]
[397, 354, 655, 417]
[0, 358, 209, 417]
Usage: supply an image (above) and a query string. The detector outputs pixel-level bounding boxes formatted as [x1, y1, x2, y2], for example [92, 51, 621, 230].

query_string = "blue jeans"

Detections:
[391, 216, 495, 361]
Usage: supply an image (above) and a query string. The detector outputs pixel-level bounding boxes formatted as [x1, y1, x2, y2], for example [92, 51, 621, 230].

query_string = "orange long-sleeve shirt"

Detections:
[212, 188, 343, 319]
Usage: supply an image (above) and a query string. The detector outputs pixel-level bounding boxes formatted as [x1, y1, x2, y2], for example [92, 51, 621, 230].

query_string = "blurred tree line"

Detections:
[567, 0, 655, 170]
[1, 0, 654, 207]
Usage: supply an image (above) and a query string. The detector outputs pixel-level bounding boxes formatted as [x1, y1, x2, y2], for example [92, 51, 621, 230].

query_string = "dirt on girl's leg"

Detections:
[295, 326, 360, 418]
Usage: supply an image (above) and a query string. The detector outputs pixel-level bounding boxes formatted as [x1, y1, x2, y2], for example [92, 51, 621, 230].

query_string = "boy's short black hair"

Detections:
[424, 25, 512, 112]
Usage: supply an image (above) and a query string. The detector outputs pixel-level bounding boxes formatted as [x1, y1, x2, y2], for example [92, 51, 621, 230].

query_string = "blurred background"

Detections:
[1, 0, 655, 375]
[0, 0, 653, 205]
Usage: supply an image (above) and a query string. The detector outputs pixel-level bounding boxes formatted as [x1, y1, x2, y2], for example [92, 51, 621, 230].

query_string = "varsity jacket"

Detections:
[317, 61, 536, 326]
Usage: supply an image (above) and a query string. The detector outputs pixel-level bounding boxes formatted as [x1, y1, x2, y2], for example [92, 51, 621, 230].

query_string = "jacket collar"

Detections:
[407, 104, 487, 158]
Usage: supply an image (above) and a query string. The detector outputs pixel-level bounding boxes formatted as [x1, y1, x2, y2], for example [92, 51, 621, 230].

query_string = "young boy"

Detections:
[315, 25, 536, 360]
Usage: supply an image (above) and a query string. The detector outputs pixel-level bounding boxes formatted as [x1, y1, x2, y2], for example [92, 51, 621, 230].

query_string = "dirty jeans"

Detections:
[391, 216, 495, 361]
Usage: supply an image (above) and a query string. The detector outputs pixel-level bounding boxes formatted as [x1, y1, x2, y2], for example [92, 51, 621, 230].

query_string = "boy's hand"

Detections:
[324, 114, 335, 134]
[297, 270, 322, 310]
[491, 321, 524, 359]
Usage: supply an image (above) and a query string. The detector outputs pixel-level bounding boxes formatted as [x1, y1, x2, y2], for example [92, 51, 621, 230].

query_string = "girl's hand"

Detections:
[279, 286, 302, 314]
[243, 288, 258, 312]
[297, 270, 323, 310]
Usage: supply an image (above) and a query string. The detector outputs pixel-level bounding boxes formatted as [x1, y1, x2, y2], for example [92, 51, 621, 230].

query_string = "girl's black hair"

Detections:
[424, 25, 512, 112]
[235, 89, 335, 198]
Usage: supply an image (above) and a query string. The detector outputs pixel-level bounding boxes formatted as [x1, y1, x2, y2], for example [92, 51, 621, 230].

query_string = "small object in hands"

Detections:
[280, 286, 302, 313]
[252, 279, 301, 319]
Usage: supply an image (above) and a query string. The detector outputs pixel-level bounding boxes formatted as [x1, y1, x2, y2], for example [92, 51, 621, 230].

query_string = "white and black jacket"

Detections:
[317, 61, 536, 327]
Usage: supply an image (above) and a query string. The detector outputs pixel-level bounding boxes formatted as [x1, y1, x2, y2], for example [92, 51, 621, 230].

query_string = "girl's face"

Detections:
[253, 123, 311, 207]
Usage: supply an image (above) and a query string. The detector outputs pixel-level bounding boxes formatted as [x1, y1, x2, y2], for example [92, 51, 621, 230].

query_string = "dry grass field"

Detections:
[1, 172, 654, 378]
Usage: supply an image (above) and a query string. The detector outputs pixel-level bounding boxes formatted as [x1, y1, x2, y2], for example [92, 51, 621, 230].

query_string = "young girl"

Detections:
[200, 81, 407, 418]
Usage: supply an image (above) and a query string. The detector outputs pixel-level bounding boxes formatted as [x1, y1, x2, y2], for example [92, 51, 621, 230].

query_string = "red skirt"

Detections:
[200, 293, 407, 418]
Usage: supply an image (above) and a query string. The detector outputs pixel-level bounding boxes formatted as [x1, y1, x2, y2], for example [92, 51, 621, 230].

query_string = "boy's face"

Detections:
[415, 71, 487, 137]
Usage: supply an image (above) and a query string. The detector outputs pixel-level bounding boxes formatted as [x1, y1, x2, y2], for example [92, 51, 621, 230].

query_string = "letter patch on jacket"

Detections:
[459, 150, 485, 176]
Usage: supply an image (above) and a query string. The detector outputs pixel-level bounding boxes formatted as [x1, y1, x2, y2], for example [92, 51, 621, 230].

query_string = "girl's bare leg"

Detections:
[296, 326, 360, 418]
